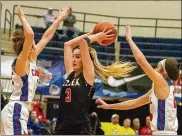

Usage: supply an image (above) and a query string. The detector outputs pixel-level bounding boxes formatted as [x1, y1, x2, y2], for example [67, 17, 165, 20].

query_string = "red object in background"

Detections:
[140, 126, 152, 135]
[176, 76, 182, 87]
[32, 102, 47, 123]
[173, 70, 182, 94]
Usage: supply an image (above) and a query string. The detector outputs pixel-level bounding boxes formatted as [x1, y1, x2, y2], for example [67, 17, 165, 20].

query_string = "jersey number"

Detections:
[65, 88, 71, 102]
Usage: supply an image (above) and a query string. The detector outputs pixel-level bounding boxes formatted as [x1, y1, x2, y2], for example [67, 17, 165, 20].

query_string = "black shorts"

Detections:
[55, 123, 93, 135]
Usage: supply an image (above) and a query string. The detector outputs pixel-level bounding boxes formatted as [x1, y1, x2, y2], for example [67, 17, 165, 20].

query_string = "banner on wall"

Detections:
[36, 59, 104, 96]
[93, 74, 152, 99]
[36, 59, 65, 95]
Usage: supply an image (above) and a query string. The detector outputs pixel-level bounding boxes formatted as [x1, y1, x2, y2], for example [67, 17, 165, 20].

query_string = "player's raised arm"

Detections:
[14, 6, 34, 77]
[18, 6, 34, 59]
[36, 6, 72, 56]
[125, 25, 169, 100]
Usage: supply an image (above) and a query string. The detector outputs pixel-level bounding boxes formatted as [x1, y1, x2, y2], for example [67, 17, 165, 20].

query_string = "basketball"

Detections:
[92, 22, 117, 46]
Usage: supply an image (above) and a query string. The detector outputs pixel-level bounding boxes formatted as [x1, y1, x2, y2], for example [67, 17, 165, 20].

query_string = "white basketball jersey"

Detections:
[150, 80, 178, 134]
[9, 59, 39, 108]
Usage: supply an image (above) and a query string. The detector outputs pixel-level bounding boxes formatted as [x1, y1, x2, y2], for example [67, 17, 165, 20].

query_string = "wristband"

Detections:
[87, 32, 92, 35]
[83, 37, 91, 44]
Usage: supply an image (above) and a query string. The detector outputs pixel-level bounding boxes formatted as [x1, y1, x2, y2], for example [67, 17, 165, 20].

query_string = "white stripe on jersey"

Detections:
[9, 60, 39, 109]
[150, 80, 178, 133]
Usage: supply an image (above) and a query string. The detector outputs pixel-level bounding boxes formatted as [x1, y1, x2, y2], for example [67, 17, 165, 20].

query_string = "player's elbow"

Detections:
[156, 93, 168, 100]
[64, 42, 69, 47]
[24, 31, 34, 40]
[64, 42, 72, 51]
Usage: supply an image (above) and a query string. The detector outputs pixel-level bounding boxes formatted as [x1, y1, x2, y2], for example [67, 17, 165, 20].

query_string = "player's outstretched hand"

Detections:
[17, 5, 25, 18]
[59, 5, 72, 20]
[93, 28, 114, 46]
[95, 98, 109, 109]
[125, 24, 132, 41]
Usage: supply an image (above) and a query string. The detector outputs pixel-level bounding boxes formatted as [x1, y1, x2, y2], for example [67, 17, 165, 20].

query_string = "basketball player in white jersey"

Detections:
[96, 25, 179, 135]
[1, 5, 71, 135]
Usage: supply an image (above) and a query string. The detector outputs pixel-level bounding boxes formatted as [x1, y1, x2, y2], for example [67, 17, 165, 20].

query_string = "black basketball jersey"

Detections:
[56, 71, 95, 130]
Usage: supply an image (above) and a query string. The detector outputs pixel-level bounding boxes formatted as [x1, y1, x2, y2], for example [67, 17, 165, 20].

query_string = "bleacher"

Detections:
[32, 26, 181, 67]
[119, 36, 181, 66]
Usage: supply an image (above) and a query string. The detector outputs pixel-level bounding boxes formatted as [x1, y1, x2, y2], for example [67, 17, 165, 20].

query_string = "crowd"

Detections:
[89, 113, 152, 135]
[25, 102, 152, 135]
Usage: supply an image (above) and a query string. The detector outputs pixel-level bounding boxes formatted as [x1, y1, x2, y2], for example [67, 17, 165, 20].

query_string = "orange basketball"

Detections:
[92, 22, 117, 46]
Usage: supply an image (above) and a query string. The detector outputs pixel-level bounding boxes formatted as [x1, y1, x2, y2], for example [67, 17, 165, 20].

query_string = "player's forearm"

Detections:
[64, 33, 90, 49]
[19, 16, 34, 37]
[42, 17, 63, 41]
[87, 35, 99, 44]
[127, 39, 148, 65]
[107, 99, 138, 110]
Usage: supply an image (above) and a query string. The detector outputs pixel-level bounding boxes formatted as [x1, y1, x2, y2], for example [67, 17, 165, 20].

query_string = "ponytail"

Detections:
[89, 47, 135, 84]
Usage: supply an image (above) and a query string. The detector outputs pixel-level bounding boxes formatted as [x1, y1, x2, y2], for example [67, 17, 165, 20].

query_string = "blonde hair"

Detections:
[89, 47, 136, 84]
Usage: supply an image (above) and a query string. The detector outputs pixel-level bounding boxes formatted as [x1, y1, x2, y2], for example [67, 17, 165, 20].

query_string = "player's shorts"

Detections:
[153, 131, 177, 135]
[55, 123, 93, 135]
[1, 101, 29, 135]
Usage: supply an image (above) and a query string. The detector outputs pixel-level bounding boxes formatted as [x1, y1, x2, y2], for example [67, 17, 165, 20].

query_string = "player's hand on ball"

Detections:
[96, 98, 109, 109]
[59, 5, 72, 20]
[95, 28, 115, 46]
[125, 24, 132, 41]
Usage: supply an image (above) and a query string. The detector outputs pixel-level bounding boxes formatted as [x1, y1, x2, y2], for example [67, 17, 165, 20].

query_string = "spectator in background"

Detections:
[1, 86, 7, 110]
[43, 8, 67, 40]
[15, 23, 23, 30]
[173, 64, 182, 94]
[101, 114, 122, 135]
[27, 110, 41, 135]
[132, 118, 141, 135]
[140, 116, 152, 135]
[43, 8, 56, 28]
[89, 112, 104, 135]
[50, 118, 57, 135]
[62, 9, 80, 38]
[32, 102, 51, 125]
[120, 118, 135, 135]
[1, 95, 5, 110]
[1, 94, 8, 110]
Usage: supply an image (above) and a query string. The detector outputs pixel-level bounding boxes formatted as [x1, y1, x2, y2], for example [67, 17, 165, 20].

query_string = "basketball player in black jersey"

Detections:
[55, 28, 135, 135]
